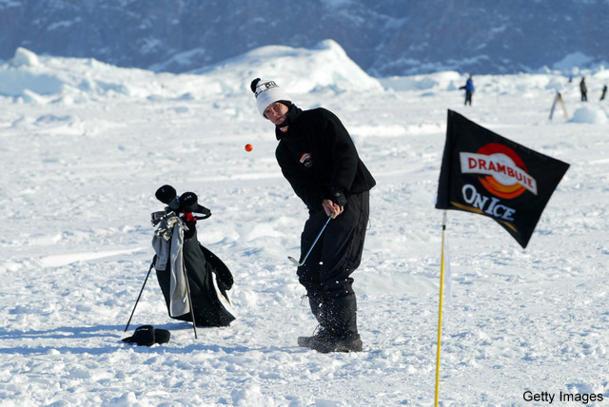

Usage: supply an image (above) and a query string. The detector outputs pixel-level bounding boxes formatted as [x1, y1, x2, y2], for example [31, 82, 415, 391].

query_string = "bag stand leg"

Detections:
[183, 266, 198, 339]
[124, 259, 155, 332]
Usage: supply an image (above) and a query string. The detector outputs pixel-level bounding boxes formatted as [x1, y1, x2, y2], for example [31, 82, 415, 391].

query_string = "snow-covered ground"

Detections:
[1, 44, 608, 406]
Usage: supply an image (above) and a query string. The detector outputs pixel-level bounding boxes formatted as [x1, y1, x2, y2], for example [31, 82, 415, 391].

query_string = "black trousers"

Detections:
[296, 191, 369, 299]
[464, 91, 473, 105]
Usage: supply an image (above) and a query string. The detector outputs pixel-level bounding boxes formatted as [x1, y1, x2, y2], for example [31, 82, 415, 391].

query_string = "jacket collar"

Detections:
[275, 104, 302, 140]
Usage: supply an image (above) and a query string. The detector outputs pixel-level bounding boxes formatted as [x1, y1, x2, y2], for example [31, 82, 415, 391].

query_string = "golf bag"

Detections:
[152, 185, 236, 327]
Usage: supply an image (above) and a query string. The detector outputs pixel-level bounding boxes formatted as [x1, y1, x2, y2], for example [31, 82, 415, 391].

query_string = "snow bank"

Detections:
[150, 47, 208, 72]
[2, 45, 608, 108]
[380, 71, 576, 95]
[195, 39, 383, 95]
[0, 42, 382, 103]
[0, 69, 64, 97]
[10, 47, 40, 67]
[569, 106, 608, 124]
[381, 71, 462, 91]
[553, 52, 595, 71]
[0, 47, 217, 102]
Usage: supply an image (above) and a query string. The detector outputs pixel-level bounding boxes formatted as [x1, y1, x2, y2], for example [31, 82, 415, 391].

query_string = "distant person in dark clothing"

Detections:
[580, 77, 588, 102]
[601, 84, 607, 101]
[459, 75, 475, 106]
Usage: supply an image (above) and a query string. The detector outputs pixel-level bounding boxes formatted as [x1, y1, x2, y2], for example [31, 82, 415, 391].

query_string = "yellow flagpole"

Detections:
[434, 211, 447, 407]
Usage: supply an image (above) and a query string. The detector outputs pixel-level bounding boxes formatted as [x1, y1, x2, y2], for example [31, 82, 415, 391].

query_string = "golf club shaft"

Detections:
[299, 216, 332, 266]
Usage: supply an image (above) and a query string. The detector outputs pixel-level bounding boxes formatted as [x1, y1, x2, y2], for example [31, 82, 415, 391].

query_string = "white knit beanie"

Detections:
[250, 78, 291, 116]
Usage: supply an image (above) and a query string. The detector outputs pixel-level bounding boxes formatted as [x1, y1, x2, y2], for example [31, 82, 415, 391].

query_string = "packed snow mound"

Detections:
[569, 106, 608, 124]
[10, 47, 40, 67]
[553, 52, 595, 71]
[0, 42, 381, 103]
[0, 47, 218, 102]
[381, 71, 462, 91]
[194, 39, 383, 95]
[380, 71, 576, 94]
[3, 46, 609, 107]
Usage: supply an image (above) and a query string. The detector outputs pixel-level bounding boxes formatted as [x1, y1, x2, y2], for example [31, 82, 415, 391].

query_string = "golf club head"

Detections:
[287, 256, 301, 266]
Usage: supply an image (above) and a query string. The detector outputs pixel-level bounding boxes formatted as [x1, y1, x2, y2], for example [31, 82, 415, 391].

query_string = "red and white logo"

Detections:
[460, 143, 537, 199]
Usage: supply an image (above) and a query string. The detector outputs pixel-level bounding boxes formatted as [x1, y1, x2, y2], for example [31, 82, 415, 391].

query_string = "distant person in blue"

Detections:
[579, 76, 588, 102]
[459, 75, 475, 106]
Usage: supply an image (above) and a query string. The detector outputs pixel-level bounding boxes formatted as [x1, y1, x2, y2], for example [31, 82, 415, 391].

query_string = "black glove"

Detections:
[329, 189, 347, 207]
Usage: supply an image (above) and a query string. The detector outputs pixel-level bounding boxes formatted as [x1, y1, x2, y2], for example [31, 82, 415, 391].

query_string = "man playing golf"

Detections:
[250, 78, 376, 353]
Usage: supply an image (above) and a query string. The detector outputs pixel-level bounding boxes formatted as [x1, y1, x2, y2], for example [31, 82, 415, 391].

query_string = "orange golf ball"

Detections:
[245, 143, 253, 152]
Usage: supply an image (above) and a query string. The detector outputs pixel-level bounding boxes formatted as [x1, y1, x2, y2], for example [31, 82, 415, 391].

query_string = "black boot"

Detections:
[297, 292, 331, 348]
[307, 292, 323, 323]
[307, 294, 362, 353]
[297, 326, 332, 348]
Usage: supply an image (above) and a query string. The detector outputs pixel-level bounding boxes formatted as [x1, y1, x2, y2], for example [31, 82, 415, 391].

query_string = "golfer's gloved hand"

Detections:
[329, 190, 347, 207]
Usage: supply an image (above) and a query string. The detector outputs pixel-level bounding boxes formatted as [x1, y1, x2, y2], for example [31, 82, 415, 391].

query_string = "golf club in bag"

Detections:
[124, 185, 236, 339]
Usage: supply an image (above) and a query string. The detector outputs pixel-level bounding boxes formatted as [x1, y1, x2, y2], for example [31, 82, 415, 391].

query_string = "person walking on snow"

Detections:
[250, 78, 376, 353]
[459, 74, 475, 106]
[580, 76, 588, 102]
[600, 84, 607, 101]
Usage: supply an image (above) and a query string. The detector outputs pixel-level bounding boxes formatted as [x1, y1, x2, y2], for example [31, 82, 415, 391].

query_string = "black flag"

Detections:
[436, 110, 569, 248]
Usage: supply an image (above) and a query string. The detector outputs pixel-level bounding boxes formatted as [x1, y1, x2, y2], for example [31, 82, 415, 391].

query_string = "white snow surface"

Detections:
[1, 47, 609, 406]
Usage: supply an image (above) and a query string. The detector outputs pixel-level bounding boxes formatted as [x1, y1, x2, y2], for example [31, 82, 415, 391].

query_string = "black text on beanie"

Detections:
[251, 77, 290, 116]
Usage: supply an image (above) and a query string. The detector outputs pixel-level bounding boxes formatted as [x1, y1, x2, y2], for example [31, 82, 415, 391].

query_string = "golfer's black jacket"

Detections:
[275, 105, 376, 212]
